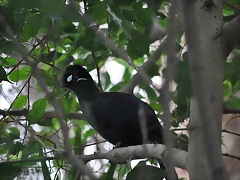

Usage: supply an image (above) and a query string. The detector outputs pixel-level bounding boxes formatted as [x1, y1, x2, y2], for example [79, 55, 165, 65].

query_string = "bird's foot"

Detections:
[114, 141, 123, 148]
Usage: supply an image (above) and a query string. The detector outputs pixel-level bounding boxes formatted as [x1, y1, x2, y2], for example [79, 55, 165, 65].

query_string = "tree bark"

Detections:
[181, 0, 228, 179]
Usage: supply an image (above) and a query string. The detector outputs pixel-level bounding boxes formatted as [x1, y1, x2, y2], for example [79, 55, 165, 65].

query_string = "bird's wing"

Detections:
[91, 92, 158, 126]
[90, 92, 163, 145]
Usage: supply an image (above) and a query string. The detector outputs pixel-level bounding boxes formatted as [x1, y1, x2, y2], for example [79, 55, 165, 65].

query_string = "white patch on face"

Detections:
[67, 75, 73, 82]
[76, 78, 87, 82]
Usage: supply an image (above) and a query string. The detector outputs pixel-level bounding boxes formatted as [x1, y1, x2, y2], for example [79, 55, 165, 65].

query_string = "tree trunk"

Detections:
[181, 0, 229, 179]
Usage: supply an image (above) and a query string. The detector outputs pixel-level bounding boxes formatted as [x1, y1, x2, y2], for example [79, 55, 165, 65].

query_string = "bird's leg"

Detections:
[126, 159, 132, 170]
[114, 141, 123, 148]
[157, 159, 166, 170]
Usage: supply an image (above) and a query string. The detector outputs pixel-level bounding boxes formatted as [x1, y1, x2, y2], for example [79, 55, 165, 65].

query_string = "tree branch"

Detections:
[222, 153, 240, 160]
[182, 0, 228, 179]
[224, 0, 240, 13]
[1, 144, 188, 170]
[5, 144, 240, 170]
[82, 144, 187, 169]
[222, 14, 240, 55]
[159, 2, 179, 179]
[222, 129, 240, 137]
[119, 38, 168, 93]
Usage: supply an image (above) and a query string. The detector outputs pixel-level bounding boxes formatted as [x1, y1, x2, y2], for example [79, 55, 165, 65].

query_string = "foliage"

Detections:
[0, 0, 240, 179]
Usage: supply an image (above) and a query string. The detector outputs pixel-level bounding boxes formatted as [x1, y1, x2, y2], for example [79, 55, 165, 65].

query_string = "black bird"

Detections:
[61, 65, 165, 147]
[61, 65, 178, 179]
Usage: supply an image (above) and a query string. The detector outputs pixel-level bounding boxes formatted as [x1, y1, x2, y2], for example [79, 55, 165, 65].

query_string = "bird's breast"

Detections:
[80, 102, 97, 127]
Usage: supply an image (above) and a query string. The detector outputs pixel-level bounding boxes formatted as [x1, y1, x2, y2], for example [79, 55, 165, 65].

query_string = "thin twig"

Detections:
[222, 129, 240, 137]
[0, 109, 84, 120]
[92, 52, 103, 91]
[224, 0, 240, 13]
[222, 153, 240, 160]
[159, 1, 179, 179]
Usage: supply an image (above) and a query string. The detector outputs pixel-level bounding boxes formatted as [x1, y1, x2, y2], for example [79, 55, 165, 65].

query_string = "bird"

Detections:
[61, 65, 178, 179]
[61, 64, 165, 147]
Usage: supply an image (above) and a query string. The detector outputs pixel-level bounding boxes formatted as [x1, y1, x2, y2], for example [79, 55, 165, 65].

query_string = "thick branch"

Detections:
[82, 144, 187, 169]
[182, 0, 228, 179]
[222, 14, 240, 55]
[1, 144, 188, 170]
[6, 145, 240, 169]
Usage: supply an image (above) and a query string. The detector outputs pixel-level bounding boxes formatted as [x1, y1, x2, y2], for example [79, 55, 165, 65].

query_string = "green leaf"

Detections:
[132, 4, 152, 26]
[82, 128, 96, 144]
[112, 0, 134, 6]
[8, 66, 31, 82]
[63, 4, 82, 22]
[22, 14, 46, 41]
[36, 118, 53, 127]
[100, 164, 117, 180]
[8, 142, 23, 155]
[223, 80, 232, 100]
[127, 30, 150, 59]
[106, 5, 130, 38]
[9, 127, 20, 137]
[28, 98, 48, 124]
[126, 162, 166, 180]
[122, 9, 137, 22]
[60, 97, 71, 118]
[38, 0, 65, 18]
[40, 51, 62, 64]
[0, 65, 11, 83]
[90, 2, 107, 24]
[225, 96, 240, 108]
[22, 140, 42, 159]
[174, 53, 192, 97]
[176, 134, 188, 151]
[12, 95, 27, 109]
[37, 69, 55, 86]
[0, 164, 22, 180]
[0, 39, 17, 54]
[0, 144, 9, 155]
[0, 129, 19, 144]
[41, 160, 51, 180]
[6, 57, 18, 66]
[0, 57, 18, 67]
[102, 72, 111, 89]
[73, 125, 82, 154]
[76, 28, 107, 52]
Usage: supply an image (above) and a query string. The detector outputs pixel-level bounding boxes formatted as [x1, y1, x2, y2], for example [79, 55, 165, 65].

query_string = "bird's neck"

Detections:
[71, 81, 101, 102]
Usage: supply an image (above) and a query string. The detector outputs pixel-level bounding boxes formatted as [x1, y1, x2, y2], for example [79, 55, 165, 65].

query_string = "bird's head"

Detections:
[61, 65, 93, 89]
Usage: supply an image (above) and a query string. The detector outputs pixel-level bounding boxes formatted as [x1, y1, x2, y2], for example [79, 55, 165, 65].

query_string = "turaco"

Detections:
[61, 64, 165, 147]
[61, 65, 178, 180]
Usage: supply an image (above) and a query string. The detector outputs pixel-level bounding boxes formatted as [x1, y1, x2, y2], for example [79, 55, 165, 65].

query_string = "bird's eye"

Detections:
[67, 75, 73, 82]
